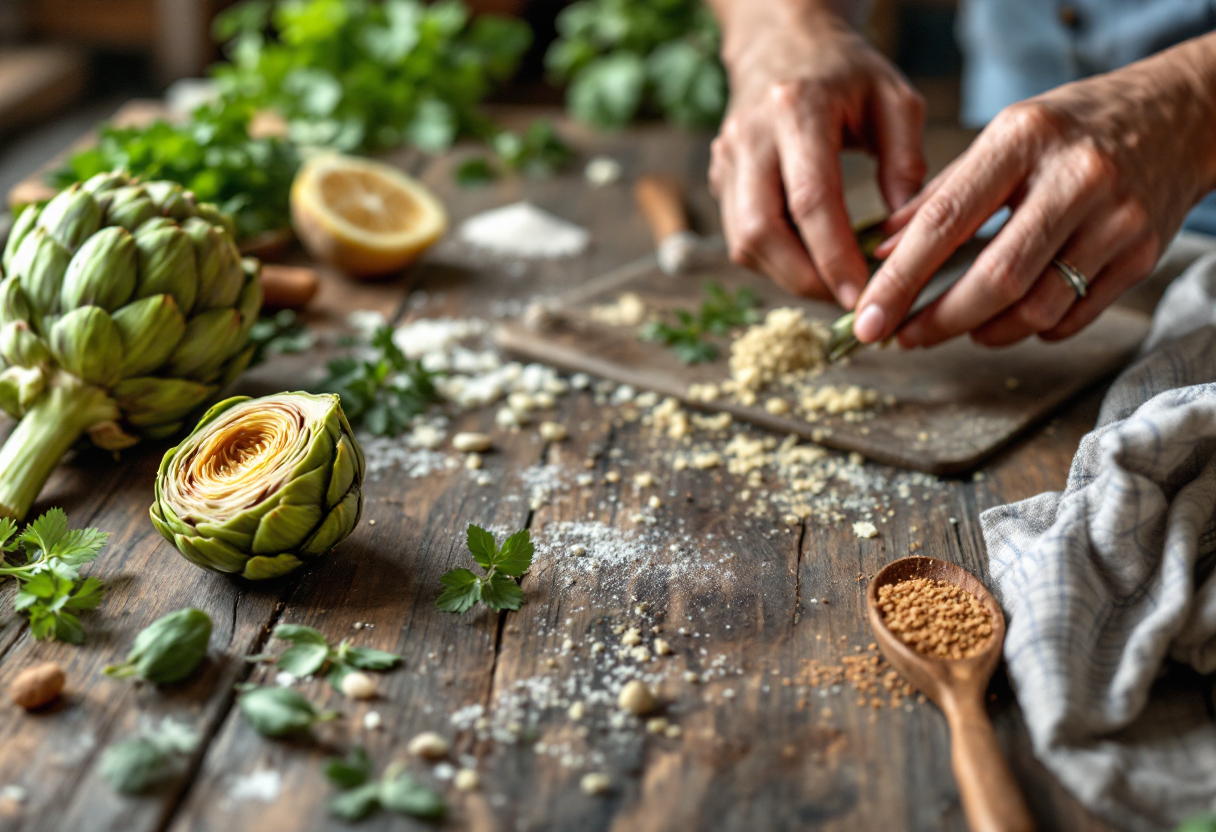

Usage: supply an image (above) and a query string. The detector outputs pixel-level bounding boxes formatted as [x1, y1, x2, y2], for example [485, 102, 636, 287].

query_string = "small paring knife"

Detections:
[825, 235, 989, 363]
[633, 174, 719, 275]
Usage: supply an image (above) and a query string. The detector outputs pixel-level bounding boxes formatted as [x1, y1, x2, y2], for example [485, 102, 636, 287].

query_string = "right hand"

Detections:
[708, 8, 926, 308]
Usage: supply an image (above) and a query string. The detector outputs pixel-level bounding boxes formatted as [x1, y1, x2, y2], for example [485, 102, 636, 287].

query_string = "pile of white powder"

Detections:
[457, 202, 590, 259]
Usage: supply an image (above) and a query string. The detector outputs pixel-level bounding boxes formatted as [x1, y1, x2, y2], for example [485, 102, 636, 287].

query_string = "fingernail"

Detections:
[838, 283, 859, 310]
[854, 305, 886, 343]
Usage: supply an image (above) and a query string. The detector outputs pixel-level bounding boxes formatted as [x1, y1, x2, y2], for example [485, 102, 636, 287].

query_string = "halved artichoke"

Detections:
[150, 392, 364, 580]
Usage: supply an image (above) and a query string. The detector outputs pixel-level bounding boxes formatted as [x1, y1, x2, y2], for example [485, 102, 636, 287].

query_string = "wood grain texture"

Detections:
[0, 114, 1126, 832]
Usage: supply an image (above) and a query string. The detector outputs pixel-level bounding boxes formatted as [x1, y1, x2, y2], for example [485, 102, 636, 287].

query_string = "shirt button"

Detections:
[1058, 5, 1080, 27]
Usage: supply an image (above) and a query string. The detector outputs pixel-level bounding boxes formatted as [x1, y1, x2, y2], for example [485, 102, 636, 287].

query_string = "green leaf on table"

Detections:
[324, 748, 446, 821]
[104, 608, 212, 684]
[100, 718, 199, 794]
[265, 623, 402, 693]
[436, 525, 533, 614]
[340, 645, 401, 671]
[455, 156, 497, 187]
[0, 508, 108, 643]
[276, 642, 331, 677]
[274, 623, 328, 645]
[239, 686, 337, 737]
[638, 280, 759, 364]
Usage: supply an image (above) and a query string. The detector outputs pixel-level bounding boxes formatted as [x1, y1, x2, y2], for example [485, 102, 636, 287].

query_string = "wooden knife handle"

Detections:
[634, 174, 689, 244]
[260, 264, 320, 309]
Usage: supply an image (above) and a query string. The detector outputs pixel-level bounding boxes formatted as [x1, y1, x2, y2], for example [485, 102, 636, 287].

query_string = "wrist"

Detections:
[1173, 33, 1216, 195]
[717, 0, 854, 74]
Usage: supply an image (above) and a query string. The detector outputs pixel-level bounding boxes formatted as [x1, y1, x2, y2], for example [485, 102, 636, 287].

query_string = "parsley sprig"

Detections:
[325, 746, 445, 821]
[319, 325, 441, 437]
[639, 280, 760, 363]
[0, 508, 108, 643]
[436, 525, 533, 614]
[264, 623, 400, 691]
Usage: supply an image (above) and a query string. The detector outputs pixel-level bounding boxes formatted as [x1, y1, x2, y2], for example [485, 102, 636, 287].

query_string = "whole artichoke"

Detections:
[0, 172, 262, 520]
[150, 392, 364, 579]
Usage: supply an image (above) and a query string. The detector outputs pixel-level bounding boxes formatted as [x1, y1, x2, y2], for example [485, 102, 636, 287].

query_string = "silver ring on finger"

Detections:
[1053, 258, 1088, 298]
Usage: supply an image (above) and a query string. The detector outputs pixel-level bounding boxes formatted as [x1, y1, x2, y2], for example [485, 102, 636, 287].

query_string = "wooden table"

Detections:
[0, 117, 1125, 832]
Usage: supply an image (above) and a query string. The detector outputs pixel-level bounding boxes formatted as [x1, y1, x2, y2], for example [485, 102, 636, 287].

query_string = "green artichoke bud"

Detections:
[0, 172, 262, 520]
[150, 393, 364, 580]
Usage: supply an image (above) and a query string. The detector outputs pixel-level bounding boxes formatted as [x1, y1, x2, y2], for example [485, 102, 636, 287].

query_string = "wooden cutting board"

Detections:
[495, 254, 1151, 474]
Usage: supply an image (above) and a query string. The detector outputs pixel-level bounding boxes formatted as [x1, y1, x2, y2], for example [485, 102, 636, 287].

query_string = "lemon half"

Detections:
[291, 154, 447, 278]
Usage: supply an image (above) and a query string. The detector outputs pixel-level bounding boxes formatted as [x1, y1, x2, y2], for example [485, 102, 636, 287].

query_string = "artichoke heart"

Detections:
[0, 172, 262, 521]
[151, 392, 364, 579]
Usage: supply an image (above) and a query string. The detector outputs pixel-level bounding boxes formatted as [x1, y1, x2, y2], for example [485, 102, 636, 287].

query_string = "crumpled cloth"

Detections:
[982, 244, 1216, 832]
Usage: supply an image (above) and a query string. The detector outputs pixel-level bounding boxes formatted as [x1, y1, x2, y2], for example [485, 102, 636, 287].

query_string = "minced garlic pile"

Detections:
[589, 292, 647, 327]
[728, 308, 828, 391]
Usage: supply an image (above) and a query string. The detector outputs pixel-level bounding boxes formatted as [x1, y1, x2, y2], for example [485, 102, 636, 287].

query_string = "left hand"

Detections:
[852, 34, 1216, 349]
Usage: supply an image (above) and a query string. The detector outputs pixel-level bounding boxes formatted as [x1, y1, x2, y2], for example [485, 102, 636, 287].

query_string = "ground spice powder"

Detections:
[878, 577, 993, 659]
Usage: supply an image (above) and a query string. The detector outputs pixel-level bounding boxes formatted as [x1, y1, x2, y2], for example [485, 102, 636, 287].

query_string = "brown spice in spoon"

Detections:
[877, 577, 993, 659]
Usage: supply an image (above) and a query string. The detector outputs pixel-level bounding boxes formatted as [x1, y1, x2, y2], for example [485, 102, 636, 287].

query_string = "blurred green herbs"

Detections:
[212, 0, 532, 154]
[49, 103, 299, 241]
[640, 280, 760, 363]
[546, 0, 727, 130]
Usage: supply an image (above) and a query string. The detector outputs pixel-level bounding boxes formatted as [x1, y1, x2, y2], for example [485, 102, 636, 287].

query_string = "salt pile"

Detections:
[457, 202, 590, 259]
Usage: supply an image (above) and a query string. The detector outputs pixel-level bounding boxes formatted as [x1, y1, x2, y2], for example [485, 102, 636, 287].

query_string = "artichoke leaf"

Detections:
[251, 502, 324, 555]
[243, 554, 304, 580]
[326, 435, 360, 508]
[133, 224, 198, 315]
[112, 294, 187, 378]
[279, 463, 330, 510]
[301, 489, 362, 557]
[2, 205, 39, 273]
[0, 366, 46, 417]
[185, 218, 244, 311]
[113, 376, 213, 425]
[61, 226, 138, 312]
[175, 534, 249, 574]
[0, 321, 51, 368]
[36, 185, 101, 252]
[165, 308, 244, 381]
[0, 278, 34, 330]
[49, 306, 123, 386]
[11, 228, 71, 317]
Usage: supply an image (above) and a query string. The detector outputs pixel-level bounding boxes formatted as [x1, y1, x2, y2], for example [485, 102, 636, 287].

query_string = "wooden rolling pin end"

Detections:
[260, 264, 320, 309]
[634, 174, 690, 245]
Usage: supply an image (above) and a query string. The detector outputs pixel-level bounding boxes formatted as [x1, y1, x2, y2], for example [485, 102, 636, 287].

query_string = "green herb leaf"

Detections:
[339, 644, 401, 671]
[323, 745, 373, 789]
[455, 156, 498, 188]
[379, 771, 446, 818]
[274, 624, 328, 645]
[638, 280, 758, 364]
[436, 526, 532, 614]
[248, 310, 314, 368]
[493, 529, 534, 577]
[276, 642, 331, 677]
[0, 509, 109, 642]
[99, 718, 199, 794]
[434, 568, 481, 614]
[104, 608, 212, 684]
[239, 686, 337, 737]
[318, 325, 441, 437]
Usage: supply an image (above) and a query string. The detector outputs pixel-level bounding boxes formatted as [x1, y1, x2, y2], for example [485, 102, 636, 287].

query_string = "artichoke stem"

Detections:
[0, 374, 118, 521]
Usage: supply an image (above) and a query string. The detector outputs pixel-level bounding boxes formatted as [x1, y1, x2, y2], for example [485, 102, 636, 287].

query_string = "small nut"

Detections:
[465, 453, 483, 470]
[653, 638, 673, 656]
[454, 768, 480, 791]
[10, 662, 64, 710]
[538, 421, 567, 442]
[340, 671, 377, 700]
[407, 731, 451, 760]
[452, 432, 492, 453]
[618, 679, 656, 715]
[580, 772, 611, 795]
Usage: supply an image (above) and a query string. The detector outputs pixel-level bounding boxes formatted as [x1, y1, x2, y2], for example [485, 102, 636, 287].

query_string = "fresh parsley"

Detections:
[639, 280, 760, 363]
[436, 525, 533, 614]
[324, 746, 445, 821]
[248, 309, 315, 368]
[264, 623, 400, 692]
[318, 325, 441, 437]
[0, 508, 108, 643]
[49, 102, 299, 241]
[238, 685, 339, 737]
[546, 0, 727, 130]
[212, 0, 531, 155]
[99, 717, 200, 794]
[456, 119, 576, 187]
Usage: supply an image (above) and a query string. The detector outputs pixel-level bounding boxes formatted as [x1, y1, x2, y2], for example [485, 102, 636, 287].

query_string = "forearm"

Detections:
[704, 0, 867, 69]
[1143, 31, 1216, 196]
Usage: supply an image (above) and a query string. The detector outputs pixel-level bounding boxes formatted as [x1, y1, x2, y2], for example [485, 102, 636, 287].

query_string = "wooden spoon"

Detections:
[866, 555, 1035, 832]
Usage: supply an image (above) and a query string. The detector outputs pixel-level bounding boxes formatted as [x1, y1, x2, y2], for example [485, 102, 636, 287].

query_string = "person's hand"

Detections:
[854, 36, 1216, 348]
[708, 5, 925, 308]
